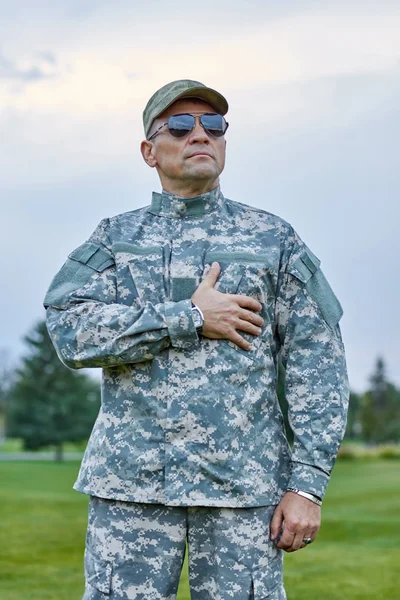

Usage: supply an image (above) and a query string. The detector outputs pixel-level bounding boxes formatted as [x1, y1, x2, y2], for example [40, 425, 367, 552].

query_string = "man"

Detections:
[44, 79, 349, 599]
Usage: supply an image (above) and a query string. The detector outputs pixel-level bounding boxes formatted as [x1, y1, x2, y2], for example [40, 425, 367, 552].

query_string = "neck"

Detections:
[158, 176, 220, 199]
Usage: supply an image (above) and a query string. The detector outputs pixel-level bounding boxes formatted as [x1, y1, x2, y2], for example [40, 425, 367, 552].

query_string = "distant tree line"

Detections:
[0, 321, 399, 460]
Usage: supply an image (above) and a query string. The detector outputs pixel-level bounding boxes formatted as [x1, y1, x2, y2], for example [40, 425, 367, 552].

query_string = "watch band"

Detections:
[286, 487, 322, 506]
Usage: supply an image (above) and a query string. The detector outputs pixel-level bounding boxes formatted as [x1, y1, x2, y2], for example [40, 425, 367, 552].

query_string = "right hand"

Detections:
[191, 262, 264, 351]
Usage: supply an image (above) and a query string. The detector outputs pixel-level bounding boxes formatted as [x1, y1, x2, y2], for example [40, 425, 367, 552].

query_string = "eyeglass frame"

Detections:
[147, 112, 229, 141]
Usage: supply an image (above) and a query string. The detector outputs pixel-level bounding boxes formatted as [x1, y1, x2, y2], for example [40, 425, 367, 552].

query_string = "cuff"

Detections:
[287, 462, 330, 500]
[164, 299, 199, 350]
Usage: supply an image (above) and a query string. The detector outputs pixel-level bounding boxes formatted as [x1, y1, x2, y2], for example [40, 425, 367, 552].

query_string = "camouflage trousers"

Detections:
[82, 496, 287, 600]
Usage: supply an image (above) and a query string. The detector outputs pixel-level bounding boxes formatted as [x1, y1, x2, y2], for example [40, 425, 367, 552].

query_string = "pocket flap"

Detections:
[288, 247, 321, 284]
[252, 555, 284, 599]
[69, 242, 114, 272]
[85, 549, 112, 595]
[214, 262, 244, 294]
[288, 248, 343, 328]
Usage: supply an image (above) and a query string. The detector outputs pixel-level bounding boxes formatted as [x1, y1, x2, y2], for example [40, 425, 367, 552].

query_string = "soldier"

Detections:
[44, 79, 349, 599]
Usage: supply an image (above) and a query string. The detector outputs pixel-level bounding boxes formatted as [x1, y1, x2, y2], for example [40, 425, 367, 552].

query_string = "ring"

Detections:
[303, 537, 313, 545]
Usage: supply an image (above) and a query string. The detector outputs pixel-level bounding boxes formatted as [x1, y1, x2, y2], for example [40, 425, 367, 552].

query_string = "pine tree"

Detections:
[7, 320, 100, 460]
[344, 391, 362, 440]
[0, 349, 14, 442]
[359, 357, 400, 444]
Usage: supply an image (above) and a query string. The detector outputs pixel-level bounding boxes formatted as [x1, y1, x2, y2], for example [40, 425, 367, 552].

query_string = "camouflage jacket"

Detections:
[44, 186, 349, 507]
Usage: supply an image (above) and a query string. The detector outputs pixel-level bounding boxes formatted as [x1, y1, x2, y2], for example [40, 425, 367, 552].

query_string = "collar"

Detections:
[148, 185, 225, 218]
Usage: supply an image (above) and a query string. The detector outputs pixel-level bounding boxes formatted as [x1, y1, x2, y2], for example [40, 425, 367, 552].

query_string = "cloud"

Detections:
[1, 6, 399, 118]
[0, 49, 58, 84]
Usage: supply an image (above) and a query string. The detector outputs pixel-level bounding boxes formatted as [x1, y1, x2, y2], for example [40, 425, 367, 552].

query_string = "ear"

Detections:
[140, 140, 157, 168]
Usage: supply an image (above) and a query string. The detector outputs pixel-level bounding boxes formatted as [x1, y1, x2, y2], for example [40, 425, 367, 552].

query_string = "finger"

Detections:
[236, 319, 263, 337]
[228, 331, 252, 351]
[202, 262, 221, 286]
[287, 531, 305, 553]
[270, 507, 283, 541]
[232, 294, 262, 312]
[275, 523, 295, 550]
[239, 308, 264, 328]
[309, 529, 319, 543]
[298, 531, 316, 551]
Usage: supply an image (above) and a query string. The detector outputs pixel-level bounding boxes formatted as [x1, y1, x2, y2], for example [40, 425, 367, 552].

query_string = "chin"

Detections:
[186, 166, 218, 180]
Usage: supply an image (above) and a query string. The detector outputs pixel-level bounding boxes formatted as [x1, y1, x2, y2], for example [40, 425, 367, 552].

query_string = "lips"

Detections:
[188, 151, 213, 158]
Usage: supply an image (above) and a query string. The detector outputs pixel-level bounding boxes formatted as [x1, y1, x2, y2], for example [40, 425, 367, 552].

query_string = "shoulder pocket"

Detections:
[44, 242, 114, 309]
[288, 247, 343, 328]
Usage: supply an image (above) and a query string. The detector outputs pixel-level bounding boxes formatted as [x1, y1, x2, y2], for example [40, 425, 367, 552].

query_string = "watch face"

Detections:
[193, 310, 201, 327]
[192, 307, 203, 328]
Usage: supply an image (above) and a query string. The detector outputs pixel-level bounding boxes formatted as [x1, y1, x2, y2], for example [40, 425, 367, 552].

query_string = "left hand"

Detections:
[270, 492, 321, 552]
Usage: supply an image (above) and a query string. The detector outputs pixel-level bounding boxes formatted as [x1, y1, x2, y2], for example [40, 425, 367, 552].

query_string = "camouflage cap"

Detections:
[143, 79, 229, 138]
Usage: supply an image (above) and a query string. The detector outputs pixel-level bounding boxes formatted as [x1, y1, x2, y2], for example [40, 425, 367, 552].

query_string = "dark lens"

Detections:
[168, 114, 195, 138]
[200, 114, 227, 137]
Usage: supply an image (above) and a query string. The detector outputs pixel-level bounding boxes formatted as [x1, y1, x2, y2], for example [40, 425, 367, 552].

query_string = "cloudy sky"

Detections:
[1, 1, 399, 392]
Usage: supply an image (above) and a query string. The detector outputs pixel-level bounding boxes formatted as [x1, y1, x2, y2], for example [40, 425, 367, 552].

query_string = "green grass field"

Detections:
[0, 460, 399, 599]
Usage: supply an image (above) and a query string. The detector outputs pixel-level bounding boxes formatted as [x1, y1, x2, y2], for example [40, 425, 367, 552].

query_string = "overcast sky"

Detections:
[1, 1, 399, 392]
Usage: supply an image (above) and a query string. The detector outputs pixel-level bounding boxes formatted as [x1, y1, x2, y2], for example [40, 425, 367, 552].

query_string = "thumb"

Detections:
[270, 505, 283, 541]
[203, 262, 220, 287]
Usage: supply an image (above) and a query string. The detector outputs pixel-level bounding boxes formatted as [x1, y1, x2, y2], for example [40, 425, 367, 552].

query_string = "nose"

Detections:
[188, 116, 209, 144]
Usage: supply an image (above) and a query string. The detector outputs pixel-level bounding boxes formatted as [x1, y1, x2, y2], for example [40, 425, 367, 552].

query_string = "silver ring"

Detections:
[303, 537, 313, 545]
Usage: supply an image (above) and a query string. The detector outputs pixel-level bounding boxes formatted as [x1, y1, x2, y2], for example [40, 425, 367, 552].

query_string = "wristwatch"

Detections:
[191, 301, 204, 336]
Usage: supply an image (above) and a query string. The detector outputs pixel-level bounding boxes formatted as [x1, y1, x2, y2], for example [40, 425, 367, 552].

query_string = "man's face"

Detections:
[141, 98, 227, 192]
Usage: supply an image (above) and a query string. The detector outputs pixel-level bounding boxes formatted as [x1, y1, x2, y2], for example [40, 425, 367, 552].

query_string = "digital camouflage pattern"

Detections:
[44, 186, 349, 506]
[84, 496, 286, 600]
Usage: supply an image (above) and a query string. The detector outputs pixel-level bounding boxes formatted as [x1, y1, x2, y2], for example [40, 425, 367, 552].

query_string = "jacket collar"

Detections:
[148, 185, 224, 218]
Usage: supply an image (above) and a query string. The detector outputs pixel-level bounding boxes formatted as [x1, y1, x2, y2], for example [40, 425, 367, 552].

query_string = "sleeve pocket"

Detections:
[68, 242, 114, 272]
[84, 549, 112, 595]
[288, 247, 343, 329]
[43, 243, 114, 309]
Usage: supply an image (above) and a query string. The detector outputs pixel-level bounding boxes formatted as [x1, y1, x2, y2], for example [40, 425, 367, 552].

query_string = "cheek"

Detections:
[156, 143, 183, 171]
[216, 143, 226, 168]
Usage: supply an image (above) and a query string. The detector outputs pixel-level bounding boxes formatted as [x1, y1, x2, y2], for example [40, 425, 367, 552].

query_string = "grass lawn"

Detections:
[0, 460, 399, 599]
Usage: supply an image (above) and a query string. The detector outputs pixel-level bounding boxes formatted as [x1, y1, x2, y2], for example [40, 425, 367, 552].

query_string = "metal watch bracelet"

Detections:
[286, 487, 322, 506]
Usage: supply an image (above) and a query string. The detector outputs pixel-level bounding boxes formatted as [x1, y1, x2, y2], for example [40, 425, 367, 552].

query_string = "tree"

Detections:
[359, 357, 400, 444]
[0, 349, 15, 443]
[344, 391, 362, 440]
[7, 320, 100, 460]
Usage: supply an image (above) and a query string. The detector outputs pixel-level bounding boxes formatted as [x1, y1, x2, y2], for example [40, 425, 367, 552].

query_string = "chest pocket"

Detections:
[204, 251, 273, 361]
[112, 242, 166, 306]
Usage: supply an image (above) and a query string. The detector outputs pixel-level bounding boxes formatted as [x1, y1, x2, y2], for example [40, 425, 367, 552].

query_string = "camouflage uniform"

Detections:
[83, 497, 286, 599]
[44, 186, 349, 598]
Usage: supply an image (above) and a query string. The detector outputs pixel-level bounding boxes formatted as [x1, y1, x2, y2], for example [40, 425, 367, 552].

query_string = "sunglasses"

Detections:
[148, 113, 229, 141]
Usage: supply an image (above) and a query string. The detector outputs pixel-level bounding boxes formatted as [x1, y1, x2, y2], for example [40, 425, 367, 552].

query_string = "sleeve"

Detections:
[43, 218, 199, 369]
[275, 226, 350, 500]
